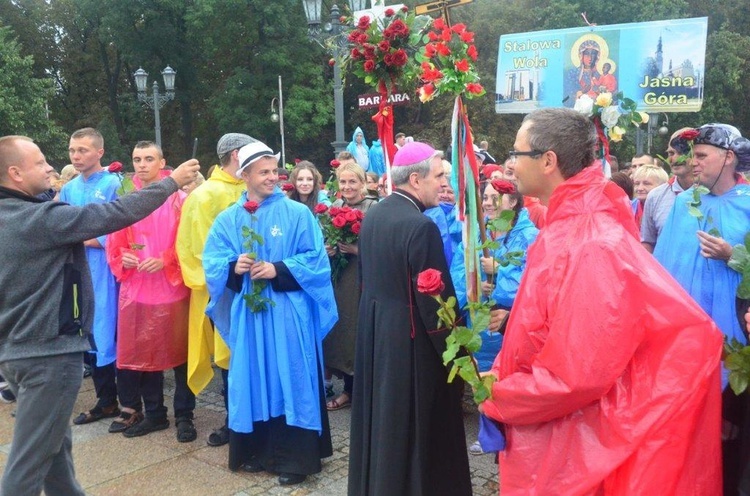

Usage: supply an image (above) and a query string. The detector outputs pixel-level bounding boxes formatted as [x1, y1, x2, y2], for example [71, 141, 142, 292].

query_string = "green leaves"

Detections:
[728, 232, 750, 298]
[724, 337, 750, 395]
[115, 176, 135, 197]
[242, 280, 276, 313]
[435, 292, 497, 407]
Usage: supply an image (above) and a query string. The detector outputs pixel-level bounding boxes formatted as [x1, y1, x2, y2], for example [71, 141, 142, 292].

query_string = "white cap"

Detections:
[236, 142, 280, 177]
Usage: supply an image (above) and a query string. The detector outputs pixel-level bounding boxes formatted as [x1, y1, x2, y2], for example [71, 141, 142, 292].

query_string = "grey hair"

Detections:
[392, 156, 433, 186]
[522, 108, 597, 179]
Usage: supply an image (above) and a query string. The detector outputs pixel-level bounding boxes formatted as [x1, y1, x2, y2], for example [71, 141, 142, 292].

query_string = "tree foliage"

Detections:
[0, 26, 67, 163]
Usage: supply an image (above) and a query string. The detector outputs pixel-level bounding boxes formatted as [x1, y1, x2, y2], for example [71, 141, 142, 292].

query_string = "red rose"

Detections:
[401, 5, 408, 12]
[340, 16, 347, 23]
[354, 209, 364, 220]
[348, 31, 360, 42]
[466, 82, 484, 95]
[433, 18, 446, 30]
[460, 31, 475, 43]
[329, 207, 341, 216]
[332, 215, 347, 229]
[491, 179, 516, 195]
[351, 48, 362, 59]
[364, 59, 376, 72]
[345, 210, 359, 222]
[440, 28, 452, 42]
[339, 206, 352, 214]
[244, 201, 260, 214]
[681, 129, 700, 141]
[363, 44, 376, 58]
[455, 58, 470, 72]
[389, 20, 409, 38]
[357, 32, 369, 44]
[391, 49, 408, 67]
[351, 221, 361, 235]
[330, 159, 340, 168]
[108, 161, 123, 173]
[384, 8, 394, 16]
[424, 43, 437, 58]
[281, 182, 294, 192]
[314, 203, 329, 215]
[428, 31, 439, 42]
[378, 40, 391, 53]
[294, 158, 301, 164]
[435, 43, 451, 56]
[357, 15, 371, 30]
[416, 268, 445, 296]
[328, 58, 335, 67]
[279, 174, 288, 181]
[383, 53, 394, 66]
[467, 44, 478, 61]
[451, 23, 466, 34]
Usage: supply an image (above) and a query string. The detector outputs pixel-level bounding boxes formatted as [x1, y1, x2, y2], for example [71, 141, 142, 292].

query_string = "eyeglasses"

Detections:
[508, 149, 545, 164]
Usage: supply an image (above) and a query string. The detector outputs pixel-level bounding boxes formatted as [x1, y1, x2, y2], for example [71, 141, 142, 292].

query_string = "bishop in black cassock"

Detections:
[348, 142, 472, 496]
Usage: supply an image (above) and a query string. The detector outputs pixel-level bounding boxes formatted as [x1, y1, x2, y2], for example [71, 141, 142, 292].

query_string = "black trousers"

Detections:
[117, 363, 195, 420]
[91, 355, 117, 410]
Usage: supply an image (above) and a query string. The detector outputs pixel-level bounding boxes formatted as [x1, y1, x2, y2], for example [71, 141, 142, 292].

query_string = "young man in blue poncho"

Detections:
[61, 127, 122, 425]
[203, 141, 337, 486]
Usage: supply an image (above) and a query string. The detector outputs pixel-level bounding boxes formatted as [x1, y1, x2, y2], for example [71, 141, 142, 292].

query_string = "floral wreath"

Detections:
[339, 6, 431, 98]
[416, 18, 485, 103]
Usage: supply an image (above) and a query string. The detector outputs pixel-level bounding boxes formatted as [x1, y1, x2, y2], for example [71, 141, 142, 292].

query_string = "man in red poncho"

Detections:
[481, 108, 723, 495]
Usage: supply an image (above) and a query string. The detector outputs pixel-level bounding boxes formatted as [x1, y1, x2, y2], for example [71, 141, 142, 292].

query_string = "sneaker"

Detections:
[469, 440, 484, 455]
[0, 389, 16, 404]
[207, 425, 229, 447]
[122, 416, 169, 438]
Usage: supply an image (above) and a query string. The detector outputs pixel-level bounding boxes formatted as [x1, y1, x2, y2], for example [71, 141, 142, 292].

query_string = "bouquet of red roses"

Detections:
[315, 204, 364, 282]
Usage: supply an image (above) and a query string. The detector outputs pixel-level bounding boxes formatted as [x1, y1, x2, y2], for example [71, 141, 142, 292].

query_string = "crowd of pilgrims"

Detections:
[40, 122, 750, 493]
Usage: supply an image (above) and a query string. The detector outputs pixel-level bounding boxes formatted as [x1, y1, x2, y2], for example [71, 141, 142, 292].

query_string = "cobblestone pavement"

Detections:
[0, 366, 499, 495]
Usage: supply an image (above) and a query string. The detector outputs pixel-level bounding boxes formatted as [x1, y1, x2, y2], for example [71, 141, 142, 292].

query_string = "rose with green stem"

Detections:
[416, 269, 497, 404]
[241, 201, 275, 313]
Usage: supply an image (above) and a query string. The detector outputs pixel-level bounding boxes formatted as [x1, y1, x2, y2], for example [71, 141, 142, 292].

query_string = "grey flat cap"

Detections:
[217, 133, 257, 158]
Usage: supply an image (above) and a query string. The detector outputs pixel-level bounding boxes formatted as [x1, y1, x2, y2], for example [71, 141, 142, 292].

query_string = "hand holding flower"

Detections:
[235, 253, 255, 275]
[250, 260, 277, 280]
[338, 242, 358, 256]
[122, 251, 140, 270]
[137, 257, 164, 273]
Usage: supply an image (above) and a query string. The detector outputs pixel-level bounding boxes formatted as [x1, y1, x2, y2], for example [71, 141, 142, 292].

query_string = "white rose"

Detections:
[601, 105, 621, 129]
[573, 94, 594, 116]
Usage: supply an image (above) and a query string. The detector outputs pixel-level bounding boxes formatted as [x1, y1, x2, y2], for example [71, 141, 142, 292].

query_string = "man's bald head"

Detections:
[0, 136, 34, 183]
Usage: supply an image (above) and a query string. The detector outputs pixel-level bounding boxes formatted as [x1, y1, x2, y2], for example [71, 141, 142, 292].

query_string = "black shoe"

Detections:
[239, 458, 263, 473]
[122, 416, 170, 438]
[278, 473, 306, 485]
[207, 425, 229, 447]
[175, 416, 197, 443]
[0, 389, 16, 404]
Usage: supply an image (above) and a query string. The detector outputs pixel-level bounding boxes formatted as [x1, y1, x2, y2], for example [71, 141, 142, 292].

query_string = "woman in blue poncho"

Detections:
[450, 179, 539, 455]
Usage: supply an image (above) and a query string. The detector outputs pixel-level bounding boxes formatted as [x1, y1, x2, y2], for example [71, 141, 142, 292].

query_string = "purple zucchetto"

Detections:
[392, 142, 437, 167]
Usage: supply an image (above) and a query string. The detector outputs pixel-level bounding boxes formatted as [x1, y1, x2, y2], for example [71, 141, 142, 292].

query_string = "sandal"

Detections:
[326, 393, 351, 411]
[73, 404, 120, 425]
[108, 410, 143, 433]
[176, 416, 197, 443]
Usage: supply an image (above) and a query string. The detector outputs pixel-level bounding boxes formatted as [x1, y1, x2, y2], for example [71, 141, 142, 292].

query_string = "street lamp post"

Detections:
[270, 75, 286, 166]
[301, 0, 368, 155]
[134, 66, 176, 147]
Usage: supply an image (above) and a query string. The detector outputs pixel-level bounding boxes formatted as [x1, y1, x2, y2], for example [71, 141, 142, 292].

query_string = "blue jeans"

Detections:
[0, 352, 85, 496]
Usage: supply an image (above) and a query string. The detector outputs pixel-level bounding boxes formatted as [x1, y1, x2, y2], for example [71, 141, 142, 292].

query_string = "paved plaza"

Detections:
[0, 366, 500, 495]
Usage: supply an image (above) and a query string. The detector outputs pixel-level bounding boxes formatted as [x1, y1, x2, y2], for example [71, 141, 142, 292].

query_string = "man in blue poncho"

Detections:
[653, 123, 750, 493]
[654, 123, 750, 349]
[61, 127, 121, 425]
[203, 140, 337, 486]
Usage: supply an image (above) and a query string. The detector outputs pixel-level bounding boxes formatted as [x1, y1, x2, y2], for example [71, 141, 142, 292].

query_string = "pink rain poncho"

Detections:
[106, 174, 189, 371]
[482, 165, 723, 495]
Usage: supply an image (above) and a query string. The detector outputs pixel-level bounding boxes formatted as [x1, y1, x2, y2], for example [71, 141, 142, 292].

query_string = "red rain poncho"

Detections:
[483, 165, 722, 495]
[106, 173, 189, 371]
